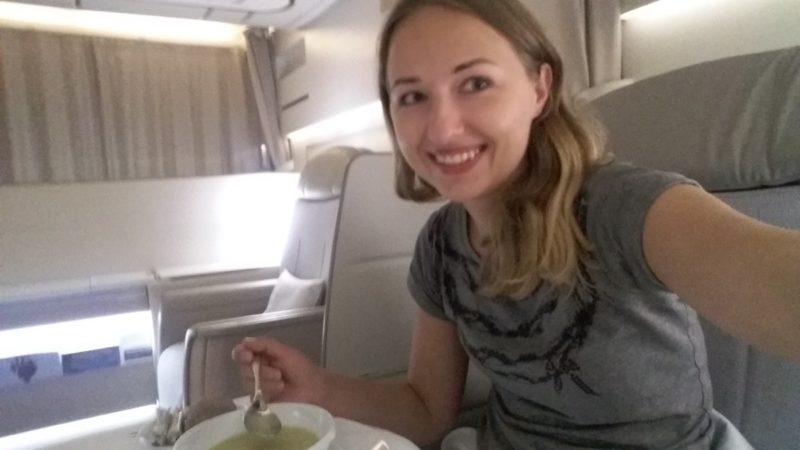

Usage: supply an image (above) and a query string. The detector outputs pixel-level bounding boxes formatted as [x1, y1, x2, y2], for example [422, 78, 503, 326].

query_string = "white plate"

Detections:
[331, 418, 419, 450]
[174, 404, 335, 450]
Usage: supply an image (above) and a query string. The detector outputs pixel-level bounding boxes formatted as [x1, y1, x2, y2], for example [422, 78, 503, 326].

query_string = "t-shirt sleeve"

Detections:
[584, 163, 700, 292]
[407, 211, 451, 321]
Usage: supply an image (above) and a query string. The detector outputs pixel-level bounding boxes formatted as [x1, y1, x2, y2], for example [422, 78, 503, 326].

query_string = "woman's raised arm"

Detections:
[643, 184, 800, 361]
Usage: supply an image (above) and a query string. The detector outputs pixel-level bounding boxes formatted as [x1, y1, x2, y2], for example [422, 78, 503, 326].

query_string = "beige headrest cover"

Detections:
[592, 46, 800, 191]
[297, 146, 365, 200]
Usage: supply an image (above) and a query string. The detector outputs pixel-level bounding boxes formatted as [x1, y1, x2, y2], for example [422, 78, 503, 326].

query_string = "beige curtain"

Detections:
[520, 0, 622, 96]
[0, 28, 264, 184]
[244, 29, 289, 170]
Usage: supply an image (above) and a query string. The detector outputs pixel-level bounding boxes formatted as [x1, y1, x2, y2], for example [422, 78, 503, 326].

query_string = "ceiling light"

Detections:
[0, 1, 245, 46]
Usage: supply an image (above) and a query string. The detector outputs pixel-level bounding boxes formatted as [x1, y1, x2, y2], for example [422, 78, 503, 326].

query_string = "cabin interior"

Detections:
[0, 0, 798, 448]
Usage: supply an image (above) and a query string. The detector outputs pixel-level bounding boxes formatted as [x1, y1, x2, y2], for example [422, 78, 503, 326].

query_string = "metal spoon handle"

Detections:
[251, 359, 265, 408]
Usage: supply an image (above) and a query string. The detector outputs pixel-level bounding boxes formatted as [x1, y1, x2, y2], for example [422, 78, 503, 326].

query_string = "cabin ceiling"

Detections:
[6, 0, 340, 28]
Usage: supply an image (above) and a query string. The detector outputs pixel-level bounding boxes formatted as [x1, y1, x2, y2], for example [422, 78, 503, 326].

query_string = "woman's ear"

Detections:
[532, 63, 553, 108]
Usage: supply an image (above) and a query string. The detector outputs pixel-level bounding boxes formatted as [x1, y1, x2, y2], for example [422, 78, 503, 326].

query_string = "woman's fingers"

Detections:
[260, 364, 283, 382]
[231, 342, 254, 365]
[233, 337, 288, 395]
[240, 336, 298, 361]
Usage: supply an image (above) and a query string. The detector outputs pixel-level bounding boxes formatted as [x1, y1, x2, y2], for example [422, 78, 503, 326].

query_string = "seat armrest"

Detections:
[152, 278, 278, 356]
[182, 306, 324, 406]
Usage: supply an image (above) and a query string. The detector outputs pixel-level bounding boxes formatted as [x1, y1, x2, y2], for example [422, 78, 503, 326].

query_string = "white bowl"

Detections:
[174, 402, 336, 450]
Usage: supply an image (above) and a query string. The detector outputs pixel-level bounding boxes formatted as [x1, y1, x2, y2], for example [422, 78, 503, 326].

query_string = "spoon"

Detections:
[243, 358, 282, 437]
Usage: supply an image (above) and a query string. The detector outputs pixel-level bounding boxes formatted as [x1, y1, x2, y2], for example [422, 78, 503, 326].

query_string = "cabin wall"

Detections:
[278, 0, 386, 136]
[622, 0, 800, 79]
[0, 173, 297, 288]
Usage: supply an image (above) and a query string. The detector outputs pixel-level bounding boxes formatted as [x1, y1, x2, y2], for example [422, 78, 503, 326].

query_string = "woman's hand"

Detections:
[231, 337, 326, 405]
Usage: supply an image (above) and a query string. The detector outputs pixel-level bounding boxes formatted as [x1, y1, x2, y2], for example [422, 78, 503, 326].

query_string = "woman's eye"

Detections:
[397, 91, 426, 106]
[463, 76, 492, 93]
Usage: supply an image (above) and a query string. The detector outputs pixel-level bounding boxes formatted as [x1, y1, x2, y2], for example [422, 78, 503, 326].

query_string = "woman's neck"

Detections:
[464, 200, 496, 258]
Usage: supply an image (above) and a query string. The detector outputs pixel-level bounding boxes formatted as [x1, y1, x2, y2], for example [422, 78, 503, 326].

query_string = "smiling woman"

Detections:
[230, 1, 799, 450]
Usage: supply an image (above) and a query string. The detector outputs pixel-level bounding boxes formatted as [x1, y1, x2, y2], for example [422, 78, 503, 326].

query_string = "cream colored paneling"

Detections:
[0, 173, 298, 286]
[278, 0, 385, 135]
[622, 0, 800, 79]
[298, 126, 393, 170]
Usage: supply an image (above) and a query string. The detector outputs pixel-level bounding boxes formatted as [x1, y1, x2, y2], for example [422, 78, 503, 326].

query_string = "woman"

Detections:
[233, 0, 800, 448]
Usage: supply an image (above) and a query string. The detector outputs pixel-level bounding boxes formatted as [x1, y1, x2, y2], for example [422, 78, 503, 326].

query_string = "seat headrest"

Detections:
[297, 146, 364, 200]
[592, 46, 800, 192]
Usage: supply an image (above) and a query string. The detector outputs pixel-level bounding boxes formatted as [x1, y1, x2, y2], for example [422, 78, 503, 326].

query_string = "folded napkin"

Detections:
[138, 397, 237, 446]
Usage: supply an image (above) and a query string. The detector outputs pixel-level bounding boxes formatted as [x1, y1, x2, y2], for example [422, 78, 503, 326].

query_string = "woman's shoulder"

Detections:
[586, 159, 669, 183]
[583, 160, 698, 203]
[579, 160, 699, 291]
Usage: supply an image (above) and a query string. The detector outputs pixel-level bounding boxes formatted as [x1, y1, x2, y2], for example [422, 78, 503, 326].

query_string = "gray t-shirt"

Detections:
[408, 162, 719, 449]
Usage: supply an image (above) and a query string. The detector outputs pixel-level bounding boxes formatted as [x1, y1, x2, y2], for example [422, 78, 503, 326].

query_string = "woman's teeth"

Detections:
[435, 149, 479, 165]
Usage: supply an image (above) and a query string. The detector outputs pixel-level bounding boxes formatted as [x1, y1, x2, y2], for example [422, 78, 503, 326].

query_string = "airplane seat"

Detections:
[151, 146, 363, 408]
[591, 45, 800, 450]
[319, 152, 492, 429]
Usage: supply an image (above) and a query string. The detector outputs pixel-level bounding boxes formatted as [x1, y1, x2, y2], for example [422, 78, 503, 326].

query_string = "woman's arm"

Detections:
[319, 308, 469, 444]
[643, 184, 800, 361]
[233, 308, 468, 446]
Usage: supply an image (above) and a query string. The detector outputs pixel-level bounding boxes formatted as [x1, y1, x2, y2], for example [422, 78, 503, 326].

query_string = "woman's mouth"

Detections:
[434, 148, 479, 165]
[430, 145, 486, 174]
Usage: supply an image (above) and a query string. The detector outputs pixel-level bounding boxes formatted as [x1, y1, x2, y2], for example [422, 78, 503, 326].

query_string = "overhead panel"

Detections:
[6, 0, 338, 28]
[15, 0, 76, 7]
[81, 0, 207, 20]
[132, 0, 288, 9]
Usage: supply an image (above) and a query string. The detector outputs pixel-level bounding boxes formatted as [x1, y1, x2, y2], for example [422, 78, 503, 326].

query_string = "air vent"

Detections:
[128, 0, 291, 13]
[17, 0, 77, 7]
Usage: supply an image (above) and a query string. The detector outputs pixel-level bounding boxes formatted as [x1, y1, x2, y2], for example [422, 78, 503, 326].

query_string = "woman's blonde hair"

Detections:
[378, 0, 606, 299]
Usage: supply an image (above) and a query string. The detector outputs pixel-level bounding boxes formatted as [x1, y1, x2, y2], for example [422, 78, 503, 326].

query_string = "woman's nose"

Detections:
[425, 97, 465, 144]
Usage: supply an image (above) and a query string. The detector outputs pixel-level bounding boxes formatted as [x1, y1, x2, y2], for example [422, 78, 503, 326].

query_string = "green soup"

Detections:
[210, 427, 318, 450]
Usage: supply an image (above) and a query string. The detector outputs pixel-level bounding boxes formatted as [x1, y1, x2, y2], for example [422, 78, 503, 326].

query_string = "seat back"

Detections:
[281, 146, 363, 280]
[151, 147, 362, 407]
[705, 186, 800, 448]
[321, 152, 444, 378]
[591, 46, 800, 450]
[153, 146, 362, 351]
[151, 268, 279, 358]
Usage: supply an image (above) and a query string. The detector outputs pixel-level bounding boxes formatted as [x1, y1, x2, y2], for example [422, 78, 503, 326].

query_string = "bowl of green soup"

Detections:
[174, 403, 335, 450]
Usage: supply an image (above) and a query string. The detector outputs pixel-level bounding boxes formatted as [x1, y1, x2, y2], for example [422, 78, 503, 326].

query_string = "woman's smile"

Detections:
[429, 145, 486, 174]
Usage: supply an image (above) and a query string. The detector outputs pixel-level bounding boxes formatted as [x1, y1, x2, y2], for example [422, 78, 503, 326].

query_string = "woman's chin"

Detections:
[436, 186, 485, 204]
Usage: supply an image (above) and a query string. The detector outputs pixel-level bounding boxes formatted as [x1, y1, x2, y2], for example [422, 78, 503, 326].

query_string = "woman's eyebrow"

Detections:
[454, 57, 494, 73]
[389, 58, 495, 91]
[391, 76, 419, 90]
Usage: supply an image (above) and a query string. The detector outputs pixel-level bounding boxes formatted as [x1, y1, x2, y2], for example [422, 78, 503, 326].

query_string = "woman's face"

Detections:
[386, 6, 551, 207]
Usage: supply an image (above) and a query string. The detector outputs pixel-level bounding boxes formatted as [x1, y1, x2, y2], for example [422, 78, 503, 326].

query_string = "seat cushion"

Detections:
[264, 269, 325, 313]
[157, 342, 185, 409]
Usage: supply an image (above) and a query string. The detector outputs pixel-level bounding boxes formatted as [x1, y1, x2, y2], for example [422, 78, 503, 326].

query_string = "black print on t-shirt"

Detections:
[429, 197, 600, 396]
